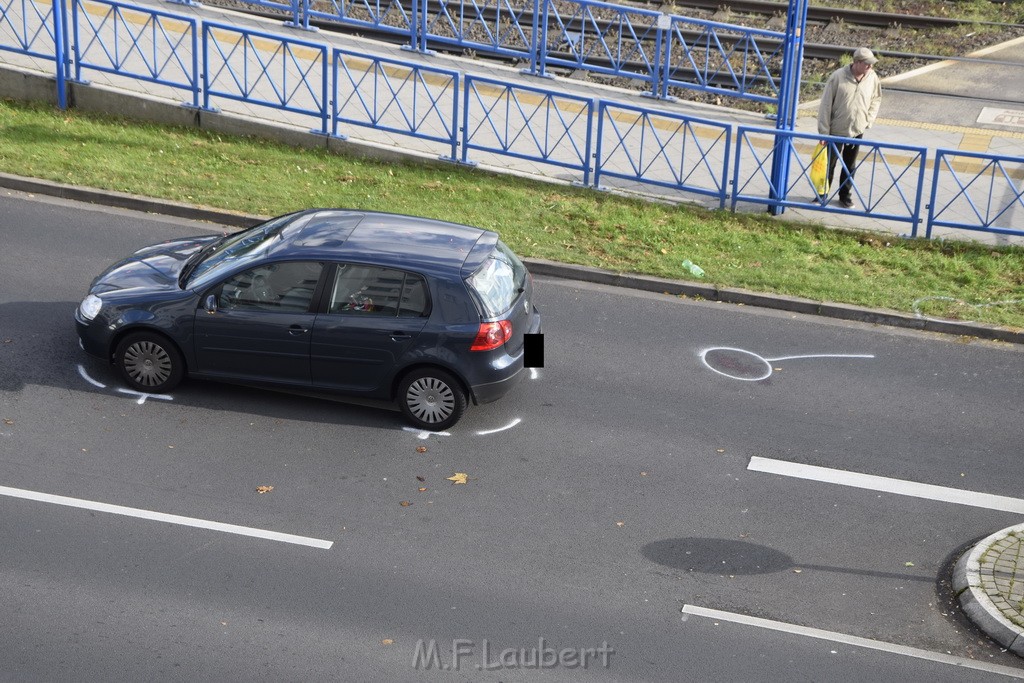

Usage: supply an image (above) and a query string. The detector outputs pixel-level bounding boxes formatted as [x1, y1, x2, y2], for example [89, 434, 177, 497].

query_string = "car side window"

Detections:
[218, 261, 323, 312]
[329, 265, 428, 317]
[398, 273, 429, 317]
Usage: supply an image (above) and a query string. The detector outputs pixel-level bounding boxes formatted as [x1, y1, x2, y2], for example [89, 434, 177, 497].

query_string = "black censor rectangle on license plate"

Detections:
[524, 334, 544, 368]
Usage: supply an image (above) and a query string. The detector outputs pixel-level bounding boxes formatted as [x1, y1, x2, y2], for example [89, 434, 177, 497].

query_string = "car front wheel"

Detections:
[114, 331, 184, 393]
[398, 368, 467, 431]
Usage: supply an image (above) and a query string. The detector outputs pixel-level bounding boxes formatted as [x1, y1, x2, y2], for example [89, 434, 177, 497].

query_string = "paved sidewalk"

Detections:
[954, 525, 1024, 657]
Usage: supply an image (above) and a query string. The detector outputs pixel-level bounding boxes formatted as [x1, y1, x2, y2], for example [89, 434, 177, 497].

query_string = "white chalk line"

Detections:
[0, 484, 333, 549]
[77, 364, 106, 388]
[681, 605, 1024, 679]
[748, 456, 1024, 514]
[476, 417, 522, 435]
[763, 354, 875, 362]
[911, 296, 1024, 324]
[117, 388, 174, 405]
[401, 427, 451, 440]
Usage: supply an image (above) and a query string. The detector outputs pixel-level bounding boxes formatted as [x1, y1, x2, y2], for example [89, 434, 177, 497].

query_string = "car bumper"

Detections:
[470, 363, 526, 405]
[470, 312, 541, 405]
[74, 308, 110, 360]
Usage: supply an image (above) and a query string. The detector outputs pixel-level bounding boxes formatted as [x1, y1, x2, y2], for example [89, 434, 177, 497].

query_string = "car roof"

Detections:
[268, 209, 500, 275]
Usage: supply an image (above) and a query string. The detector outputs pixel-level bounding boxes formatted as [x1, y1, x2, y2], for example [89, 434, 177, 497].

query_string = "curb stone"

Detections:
[2, 171, 1023, 345]
[953, 525, 1024, 657]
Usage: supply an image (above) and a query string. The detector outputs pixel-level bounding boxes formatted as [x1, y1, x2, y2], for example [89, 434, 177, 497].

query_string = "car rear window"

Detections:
[466, 241, 527, 317]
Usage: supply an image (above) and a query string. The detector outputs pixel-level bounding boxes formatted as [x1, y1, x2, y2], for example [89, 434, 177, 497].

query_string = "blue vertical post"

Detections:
[766, 0, 808, 215]
[52, 0, 67, 109]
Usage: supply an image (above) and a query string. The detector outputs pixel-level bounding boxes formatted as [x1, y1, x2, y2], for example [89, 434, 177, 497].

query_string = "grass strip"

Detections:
[1, 97, 1022, 329]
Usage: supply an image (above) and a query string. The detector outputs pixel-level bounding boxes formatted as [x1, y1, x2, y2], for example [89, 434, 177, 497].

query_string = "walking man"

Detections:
[817, 47, 882, 209]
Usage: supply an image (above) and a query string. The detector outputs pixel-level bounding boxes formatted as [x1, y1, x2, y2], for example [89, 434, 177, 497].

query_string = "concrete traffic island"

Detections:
[954, 524, 1024, 657]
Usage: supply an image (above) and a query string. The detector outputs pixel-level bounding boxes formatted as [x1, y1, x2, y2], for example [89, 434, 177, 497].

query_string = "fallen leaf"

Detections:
[416, 446, 427, 453]
[905, 562, 915, 567]
[2, 419, 13, 425]
[447, 472, 469, 485]
[716, 449, 725, 453]
[416, 476, 426, 482]
[418, 487, 428, 492]
[640, 471, 648, 476]
[400, 501, 412, 507]
[256, 485, 273, 494]
[381, 639, 394, 645]
[615, 521, 625, 527]
[793, 568, 802, 574]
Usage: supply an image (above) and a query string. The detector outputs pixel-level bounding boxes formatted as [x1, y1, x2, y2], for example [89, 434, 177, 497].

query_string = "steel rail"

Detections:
[652, 0, 1024, 30]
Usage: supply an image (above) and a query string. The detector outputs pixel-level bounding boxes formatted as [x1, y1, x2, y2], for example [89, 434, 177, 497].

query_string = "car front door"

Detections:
[310, 264, 429, 393]
[193, 261, 324, 385]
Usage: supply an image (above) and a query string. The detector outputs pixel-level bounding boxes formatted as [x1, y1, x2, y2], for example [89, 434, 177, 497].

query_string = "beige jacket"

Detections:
[817, 66, 882, 138]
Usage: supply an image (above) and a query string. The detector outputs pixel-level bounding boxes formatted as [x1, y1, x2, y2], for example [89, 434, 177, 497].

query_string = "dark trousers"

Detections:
[826, 134, 862, 202]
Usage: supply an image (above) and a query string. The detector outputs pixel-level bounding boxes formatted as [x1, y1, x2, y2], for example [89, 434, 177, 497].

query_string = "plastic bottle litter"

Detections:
[681, 259, 705, 278]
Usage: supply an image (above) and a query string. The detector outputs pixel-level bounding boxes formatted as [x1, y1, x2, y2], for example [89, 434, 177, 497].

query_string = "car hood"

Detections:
[89, 235, 220, 294]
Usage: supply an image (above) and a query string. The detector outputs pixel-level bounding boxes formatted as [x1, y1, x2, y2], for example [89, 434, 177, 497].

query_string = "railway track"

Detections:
[205, 0, 1024, 104]
[649, 0, 1023, 30]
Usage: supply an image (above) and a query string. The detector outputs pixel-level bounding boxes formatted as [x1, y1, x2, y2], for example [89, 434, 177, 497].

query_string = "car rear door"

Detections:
[309, 264, 429, 393]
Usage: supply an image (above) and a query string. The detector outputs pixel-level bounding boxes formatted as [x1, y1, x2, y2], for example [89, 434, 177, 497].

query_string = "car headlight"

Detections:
[79, 294, 103, 321]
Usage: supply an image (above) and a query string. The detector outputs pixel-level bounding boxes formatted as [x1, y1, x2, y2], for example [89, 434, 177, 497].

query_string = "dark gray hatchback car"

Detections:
[75, 209, 542, 430]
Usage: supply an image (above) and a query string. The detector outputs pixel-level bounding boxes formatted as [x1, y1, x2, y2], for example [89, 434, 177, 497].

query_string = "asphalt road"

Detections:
[1, 190, 1023, 681]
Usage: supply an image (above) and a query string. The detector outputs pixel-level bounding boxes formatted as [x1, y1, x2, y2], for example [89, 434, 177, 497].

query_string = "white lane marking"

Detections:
[117, 389, 174, 405]
[681, 605, 1024, 679]
[77, 364, 106, 388]
[530, 368, 540, 380]
[0, 484, 333, 549]
[401, 427, 451, 440]
[748, 456, 1024, 514]
[476, 418, 522, 435]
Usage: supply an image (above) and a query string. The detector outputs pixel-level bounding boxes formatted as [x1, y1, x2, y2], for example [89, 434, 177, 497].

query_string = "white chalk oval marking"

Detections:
[699, 347, 773, 382]
[476, 418, 522, 435]
[77, 364, 106, 389]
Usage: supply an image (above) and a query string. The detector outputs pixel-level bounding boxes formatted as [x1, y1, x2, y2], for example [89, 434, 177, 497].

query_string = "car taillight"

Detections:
[470, 320, 512, 351]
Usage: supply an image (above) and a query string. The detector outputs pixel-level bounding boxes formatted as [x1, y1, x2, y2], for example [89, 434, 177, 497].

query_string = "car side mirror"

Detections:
[204, 295, 218, 314]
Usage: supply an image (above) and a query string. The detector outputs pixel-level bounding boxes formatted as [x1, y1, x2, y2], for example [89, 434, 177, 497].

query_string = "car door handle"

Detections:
[288, 324, 309, 336]
[389, 332, 412, 341]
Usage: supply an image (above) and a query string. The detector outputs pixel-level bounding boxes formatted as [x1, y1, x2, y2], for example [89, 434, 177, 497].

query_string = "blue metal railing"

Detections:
[927, 150, 1024, 238]
[732, 127, 928, 233]
[202, 21, 329, 133]
[537, 0, 663, 90]
[422, 0, 536, 61]
[332, 48, 459, 160]
[0, 0, 62, 60]
[660, 17, 784, 103]
[72, 0, 198, 107]
[6, 0, 1024, 243]
[462, 74, 593, 185]
[306, 0, 415, 41]
[594, 101, 731, 208]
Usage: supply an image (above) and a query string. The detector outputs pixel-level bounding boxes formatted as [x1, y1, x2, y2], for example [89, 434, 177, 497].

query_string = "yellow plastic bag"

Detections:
[810, 142, 829, 196]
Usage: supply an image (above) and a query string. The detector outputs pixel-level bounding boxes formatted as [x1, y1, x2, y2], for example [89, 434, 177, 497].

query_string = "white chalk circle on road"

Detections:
[699, 347, 875, 382]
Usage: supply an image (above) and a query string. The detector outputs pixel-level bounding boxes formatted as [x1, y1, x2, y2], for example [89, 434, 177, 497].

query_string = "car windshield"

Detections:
[185, 212, 307, 288]
[466, 241, 527, 317]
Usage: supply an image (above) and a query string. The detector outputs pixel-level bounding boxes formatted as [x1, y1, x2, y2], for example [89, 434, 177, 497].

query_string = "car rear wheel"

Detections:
[114, 331, 184, 393]
[398, 368, 467, 430]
